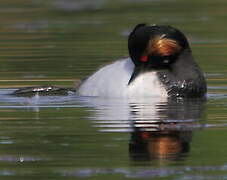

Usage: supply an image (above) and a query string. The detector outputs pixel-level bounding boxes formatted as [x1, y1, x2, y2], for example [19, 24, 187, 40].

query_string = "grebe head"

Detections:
[128, 24, 190, 68]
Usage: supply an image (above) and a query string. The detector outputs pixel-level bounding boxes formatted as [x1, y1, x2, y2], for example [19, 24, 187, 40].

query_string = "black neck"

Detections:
[157, 49, 207, 97]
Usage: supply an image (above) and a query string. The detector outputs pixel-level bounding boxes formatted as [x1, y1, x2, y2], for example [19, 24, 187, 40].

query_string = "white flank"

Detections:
[76, 58, 168, 98]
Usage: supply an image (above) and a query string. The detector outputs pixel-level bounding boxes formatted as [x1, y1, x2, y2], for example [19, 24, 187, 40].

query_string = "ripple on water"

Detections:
[60, 164, 227, 179]
[50, 0, 107, 11]
[0, 156, 46, 162]
[0, 88, 226, 133]
[207, 93, 227, 99]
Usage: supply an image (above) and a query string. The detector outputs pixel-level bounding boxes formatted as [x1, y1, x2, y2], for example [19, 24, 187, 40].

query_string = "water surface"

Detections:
[0, 0, 227, 179]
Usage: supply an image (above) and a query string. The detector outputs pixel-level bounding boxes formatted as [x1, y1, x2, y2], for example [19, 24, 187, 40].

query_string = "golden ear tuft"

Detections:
[148, 36, 181, 56]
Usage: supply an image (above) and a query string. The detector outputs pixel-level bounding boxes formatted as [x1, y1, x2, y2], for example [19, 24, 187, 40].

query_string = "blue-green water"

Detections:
[0, 0, 227, 179]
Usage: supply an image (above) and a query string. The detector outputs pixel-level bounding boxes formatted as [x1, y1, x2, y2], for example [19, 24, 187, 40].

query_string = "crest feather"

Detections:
[148, 36, 181, 56]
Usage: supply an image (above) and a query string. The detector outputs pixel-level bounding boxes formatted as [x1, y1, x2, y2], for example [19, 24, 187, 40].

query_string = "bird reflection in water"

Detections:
[83, 96, 206, 162]
[129, 128, 192, 161]
[129, 98, 205, 161]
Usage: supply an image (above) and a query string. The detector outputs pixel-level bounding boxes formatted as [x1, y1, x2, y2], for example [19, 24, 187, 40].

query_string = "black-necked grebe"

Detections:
[76, 24, 207, 98]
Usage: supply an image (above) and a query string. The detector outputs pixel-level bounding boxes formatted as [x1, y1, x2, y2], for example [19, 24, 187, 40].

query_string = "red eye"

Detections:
[140, 55, 148, 62]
